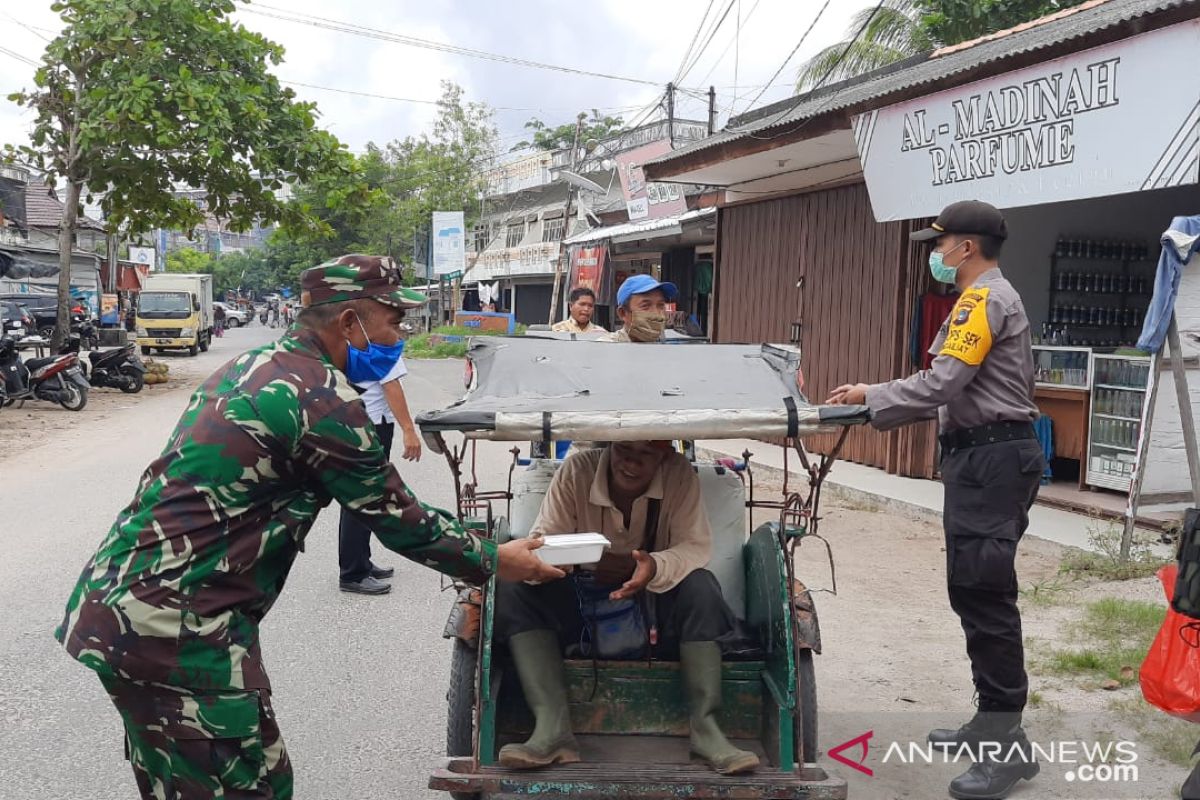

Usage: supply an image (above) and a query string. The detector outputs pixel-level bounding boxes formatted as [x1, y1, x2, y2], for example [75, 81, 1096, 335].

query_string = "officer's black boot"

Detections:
[1180, 739, 1200, 799]
[928, 710, 1023, 749]
[946, 723, 1039, 800]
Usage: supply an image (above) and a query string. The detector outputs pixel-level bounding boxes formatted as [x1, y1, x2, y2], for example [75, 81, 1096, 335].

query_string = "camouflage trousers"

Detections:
[99, 675, 293, 799]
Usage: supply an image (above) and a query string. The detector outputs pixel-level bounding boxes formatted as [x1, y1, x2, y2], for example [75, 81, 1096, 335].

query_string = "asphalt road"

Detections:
[0, 324, 513, 799]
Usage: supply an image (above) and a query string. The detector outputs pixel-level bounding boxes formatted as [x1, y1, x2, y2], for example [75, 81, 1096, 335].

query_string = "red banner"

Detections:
[568, 244, 609, 303]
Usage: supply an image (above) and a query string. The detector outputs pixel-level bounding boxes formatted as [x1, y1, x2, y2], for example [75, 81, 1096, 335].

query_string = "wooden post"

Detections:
[1122, 352, 1161, 559]
[1123, 312, 1200, 558]
[548, 113, 587, 325]
[1167, 315, 1200, 504]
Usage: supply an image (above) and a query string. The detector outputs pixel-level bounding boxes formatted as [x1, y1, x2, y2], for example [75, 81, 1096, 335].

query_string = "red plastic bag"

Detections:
[1140, 564, 1200, 722]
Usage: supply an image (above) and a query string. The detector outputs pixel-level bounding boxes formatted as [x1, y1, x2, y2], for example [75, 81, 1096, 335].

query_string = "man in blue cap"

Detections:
[602, 273, 678, 342]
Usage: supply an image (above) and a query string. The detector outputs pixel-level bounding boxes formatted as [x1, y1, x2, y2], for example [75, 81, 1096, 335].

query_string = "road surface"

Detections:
[0, 323, 508, 798]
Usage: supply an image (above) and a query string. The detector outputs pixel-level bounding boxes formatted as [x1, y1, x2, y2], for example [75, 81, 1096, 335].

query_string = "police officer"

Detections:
[828, 201, 1044, 800]
[56, 255, 562, 799]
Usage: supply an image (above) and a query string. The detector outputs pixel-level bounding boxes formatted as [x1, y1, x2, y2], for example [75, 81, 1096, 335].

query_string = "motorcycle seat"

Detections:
[25, 357, 56, 370]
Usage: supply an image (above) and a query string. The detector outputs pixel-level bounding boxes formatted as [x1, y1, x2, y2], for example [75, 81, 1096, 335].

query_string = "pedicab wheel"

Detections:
[446, 637, 480, 800]
[797, 649, 819, 765]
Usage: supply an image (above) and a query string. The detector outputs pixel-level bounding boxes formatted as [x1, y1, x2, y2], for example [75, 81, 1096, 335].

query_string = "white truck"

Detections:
[136, 273, 214, 357]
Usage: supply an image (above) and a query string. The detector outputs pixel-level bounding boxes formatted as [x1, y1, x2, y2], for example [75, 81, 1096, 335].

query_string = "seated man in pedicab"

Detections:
[494, 439, 760, 776]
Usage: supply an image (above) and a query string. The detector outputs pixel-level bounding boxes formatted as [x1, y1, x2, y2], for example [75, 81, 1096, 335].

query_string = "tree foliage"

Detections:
[514, 110, 626, 152]
[273, 81, 498, 288]
[5, 0, 363, 346]
[796, 0, 1087, 90]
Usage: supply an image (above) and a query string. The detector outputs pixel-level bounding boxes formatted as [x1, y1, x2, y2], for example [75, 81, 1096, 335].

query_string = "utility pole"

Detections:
[667, 82, 676, 147]
[547, 112, 587, 326]
[707, 86, 717, 135]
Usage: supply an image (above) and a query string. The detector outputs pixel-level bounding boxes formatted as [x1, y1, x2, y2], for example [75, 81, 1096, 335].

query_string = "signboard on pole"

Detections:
[853, 22, 1200, 221]
[432, 211, 466, 277]
[615, 140, 688, 221]
[129, 246, 155, 270]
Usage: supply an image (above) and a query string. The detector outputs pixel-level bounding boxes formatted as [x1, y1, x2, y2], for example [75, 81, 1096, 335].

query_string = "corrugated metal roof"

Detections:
[649, 0, 1197, 168]
[563, 207, 715, 246]
[24, 181, 105, 231]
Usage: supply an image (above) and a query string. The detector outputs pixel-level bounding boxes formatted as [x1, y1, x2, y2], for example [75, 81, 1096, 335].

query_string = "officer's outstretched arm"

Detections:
[866, 355, 979, 431]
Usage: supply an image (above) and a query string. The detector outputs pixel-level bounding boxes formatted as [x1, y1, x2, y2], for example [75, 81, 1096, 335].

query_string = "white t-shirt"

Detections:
[355, 357, 409, 424]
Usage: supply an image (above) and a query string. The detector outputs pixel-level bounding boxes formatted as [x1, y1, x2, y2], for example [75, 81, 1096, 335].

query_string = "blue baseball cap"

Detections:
[617, 274, 678, 307]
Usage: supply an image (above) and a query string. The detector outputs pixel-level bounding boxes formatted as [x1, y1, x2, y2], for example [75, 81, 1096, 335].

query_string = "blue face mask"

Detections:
[928, 241, 967, 285]
[345, 315, 405, 383]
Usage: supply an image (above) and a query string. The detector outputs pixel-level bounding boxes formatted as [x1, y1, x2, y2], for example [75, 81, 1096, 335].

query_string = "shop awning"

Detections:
[563, 207, 715, 247]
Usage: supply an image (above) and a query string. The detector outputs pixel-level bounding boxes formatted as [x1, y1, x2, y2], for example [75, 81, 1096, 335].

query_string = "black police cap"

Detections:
[911, 200, 1008, 243]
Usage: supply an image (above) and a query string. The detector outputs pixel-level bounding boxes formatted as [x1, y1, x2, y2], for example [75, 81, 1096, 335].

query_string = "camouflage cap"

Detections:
[300, 254, 428, 310]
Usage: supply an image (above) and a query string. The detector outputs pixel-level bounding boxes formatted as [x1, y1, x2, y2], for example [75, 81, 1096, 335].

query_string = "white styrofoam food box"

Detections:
[535, 533, 612, 566]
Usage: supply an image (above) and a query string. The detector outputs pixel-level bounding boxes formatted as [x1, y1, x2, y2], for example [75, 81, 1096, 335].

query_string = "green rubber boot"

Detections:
[498, 630, 581, 770]
[681, 641, 761, 775]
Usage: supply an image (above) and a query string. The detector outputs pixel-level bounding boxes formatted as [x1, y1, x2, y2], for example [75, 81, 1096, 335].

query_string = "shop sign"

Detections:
[616, 140, 688, 221]
[854, 21, 1200, 221]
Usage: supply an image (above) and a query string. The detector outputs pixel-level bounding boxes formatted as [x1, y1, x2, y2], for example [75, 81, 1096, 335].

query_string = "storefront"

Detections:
[645, 0, 1200, 517]
[562, 207, 717, 334]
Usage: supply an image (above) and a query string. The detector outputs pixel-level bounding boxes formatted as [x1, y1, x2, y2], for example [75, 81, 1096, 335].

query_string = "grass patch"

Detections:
[405, 324, 527, 359]
[1059, 521, 1170, 582]
[1028, 690, 1044, 708]
[1109, 696, 1199, 768]
[1044, 597, 1166, 686]
[1019, 576, 1075, 607]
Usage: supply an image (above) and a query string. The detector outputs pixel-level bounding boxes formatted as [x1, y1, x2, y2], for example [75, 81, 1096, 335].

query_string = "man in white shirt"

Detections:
[338, 303, 426, 595]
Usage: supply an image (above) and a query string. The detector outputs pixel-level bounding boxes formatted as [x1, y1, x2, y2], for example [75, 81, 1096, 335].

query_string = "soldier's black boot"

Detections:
[1180, 739, 1200, 799]
[947, 725, 1038, 800]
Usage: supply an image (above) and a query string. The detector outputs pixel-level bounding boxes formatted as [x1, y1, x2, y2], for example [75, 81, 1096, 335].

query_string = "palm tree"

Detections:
[795, 0, 934, 91]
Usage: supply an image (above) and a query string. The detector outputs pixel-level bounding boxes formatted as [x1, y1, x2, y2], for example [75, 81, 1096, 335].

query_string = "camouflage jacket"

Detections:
[56, 329, 496, 690]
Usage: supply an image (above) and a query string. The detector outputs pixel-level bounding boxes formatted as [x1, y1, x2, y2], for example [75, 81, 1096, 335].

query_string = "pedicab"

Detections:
[417, 336, 871, 799]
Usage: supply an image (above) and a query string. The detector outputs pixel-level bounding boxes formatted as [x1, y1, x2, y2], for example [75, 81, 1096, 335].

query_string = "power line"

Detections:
[740, 0, 833, 112]
[673, 0, 717, 85]
[282, 79, 645, 115]
[0, 45, 39, 68]
[1, 10, 53, 43]
[677, 0, 739, 86]
[239, 2, 663, 88]
[736, 0, 886, 140]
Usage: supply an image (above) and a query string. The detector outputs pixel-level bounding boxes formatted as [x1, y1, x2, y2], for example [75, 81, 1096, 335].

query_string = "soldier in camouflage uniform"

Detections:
[56, 254, 563, 799]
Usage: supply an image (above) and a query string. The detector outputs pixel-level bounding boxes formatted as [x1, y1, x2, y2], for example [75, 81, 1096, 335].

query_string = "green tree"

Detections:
[165, 248, 212, 275]
[514, 109, 626, 151]
[277, 82, 497, 283]
[6, 0, 361, 349]
[795, 0, 1087, 90]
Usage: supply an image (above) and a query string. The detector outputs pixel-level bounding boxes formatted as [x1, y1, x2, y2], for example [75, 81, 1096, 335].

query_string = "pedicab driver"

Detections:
[494, 441, 759, 776]
[54, 255, 562, 800]
[827, 201, 1044, 800]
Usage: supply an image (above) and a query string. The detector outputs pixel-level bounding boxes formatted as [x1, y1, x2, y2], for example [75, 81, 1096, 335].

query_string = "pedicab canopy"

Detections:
[416, 336, 871, 453]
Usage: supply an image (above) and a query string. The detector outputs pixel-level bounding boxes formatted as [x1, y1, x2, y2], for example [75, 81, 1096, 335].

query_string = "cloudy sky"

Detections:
[0, 1, 873, 160]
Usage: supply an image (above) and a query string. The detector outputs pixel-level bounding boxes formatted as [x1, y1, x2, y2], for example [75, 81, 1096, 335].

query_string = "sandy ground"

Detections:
[786, 495, 1189, 799]
[0, 346, 208, 454]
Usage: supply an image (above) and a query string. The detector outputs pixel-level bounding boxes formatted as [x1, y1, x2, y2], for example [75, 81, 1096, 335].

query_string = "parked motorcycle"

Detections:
[60, 334, 146, 393]
[0, 336, 89, 411]
[87, 343, 146, 393]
